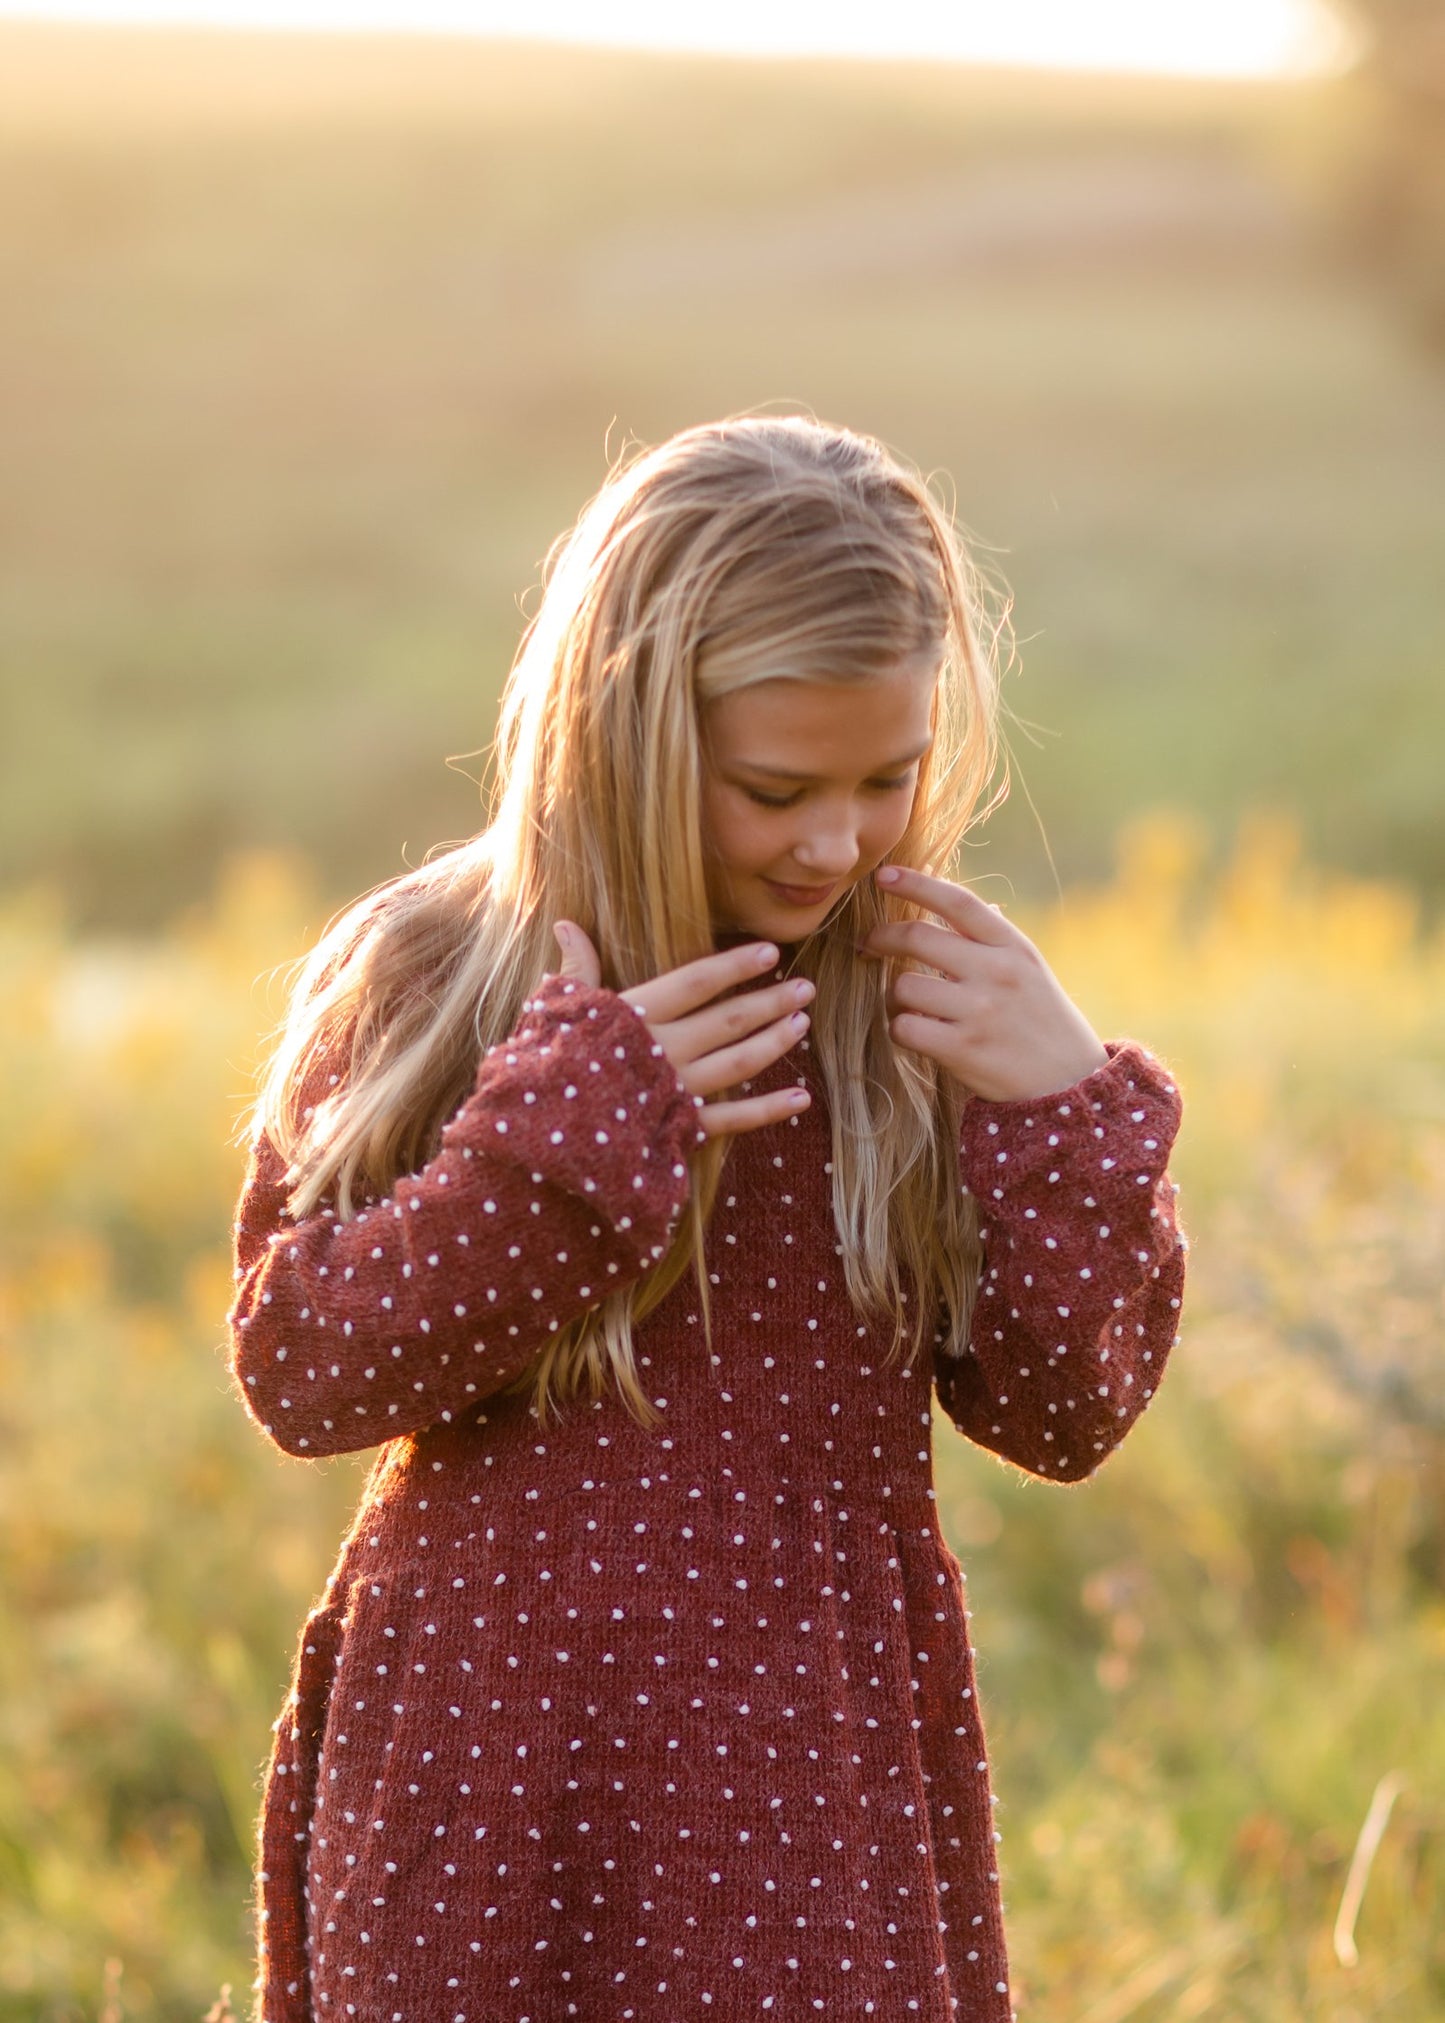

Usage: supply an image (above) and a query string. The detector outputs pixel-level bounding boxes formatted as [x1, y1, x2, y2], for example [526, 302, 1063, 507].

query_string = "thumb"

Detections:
[551, 919, 602, 989]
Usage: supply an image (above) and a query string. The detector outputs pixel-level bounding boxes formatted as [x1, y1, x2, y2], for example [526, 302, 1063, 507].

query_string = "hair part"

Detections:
[247, 410, 1010, 1432]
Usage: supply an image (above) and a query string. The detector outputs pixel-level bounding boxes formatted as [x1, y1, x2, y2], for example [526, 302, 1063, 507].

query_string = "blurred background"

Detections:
[0, 1, 1441, 2016]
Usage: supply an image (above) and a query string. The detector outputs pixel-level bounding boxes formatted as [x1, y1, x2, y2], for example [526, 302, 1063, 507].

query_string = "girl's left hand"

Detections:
[855, 865, 1109, 1103]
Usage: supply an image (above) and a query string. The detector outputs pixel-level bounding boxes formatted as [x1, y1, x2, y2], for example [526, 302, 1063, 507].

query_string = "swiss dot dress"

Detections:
[227, 936, 1186, 2023]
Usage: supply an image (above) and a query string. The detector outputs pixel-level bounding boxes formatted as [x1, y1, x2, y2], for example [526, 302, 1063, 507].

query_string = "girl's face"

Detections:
[699, 659, 938, 939]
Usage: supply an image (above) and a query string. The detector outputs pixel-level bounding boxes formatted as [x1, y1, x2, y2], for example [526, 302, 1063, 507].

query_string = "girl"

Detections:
[227, 412, 1186, 2023]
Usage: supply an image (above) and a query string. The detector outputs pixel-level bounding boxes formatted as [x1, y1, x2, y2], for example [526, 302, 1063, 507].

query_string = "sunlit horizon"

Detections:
[0, 0, 1360, 79]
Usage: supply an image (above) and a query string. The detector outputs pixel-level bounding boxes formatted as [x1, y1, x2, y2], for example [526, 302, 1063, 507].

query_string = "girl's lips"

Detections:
[764, 877, 838, 906]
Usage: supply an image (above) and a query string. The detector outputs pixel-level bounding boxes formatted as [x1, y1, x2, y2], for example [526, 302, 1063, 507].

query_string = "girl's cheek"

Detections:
[877, 800, 915, 851]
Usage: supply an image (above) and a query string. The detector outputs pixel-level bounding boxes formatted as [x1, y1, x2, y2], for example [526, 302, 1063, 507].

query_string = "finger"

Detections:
[667, 976, 810, 1067]
[872, 866, 1018, 947]
[885, 1009, 955, 1068]
[685, 1008, 810, 1096]
[861, 916, 978, 979]
[888, 969, 963, 1024]
[553, 920, 602, 990]
[696, 1084, 811, 1139]
[624, 939, 780, 1026]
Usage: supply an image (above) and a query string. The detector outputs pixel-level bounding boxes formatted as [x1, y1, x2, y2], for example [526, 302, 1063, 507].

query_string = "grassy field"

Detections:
[1, 24, 1443, 928]
[2, 824, 1441, 2018]
[2, 22, 1442, 2020]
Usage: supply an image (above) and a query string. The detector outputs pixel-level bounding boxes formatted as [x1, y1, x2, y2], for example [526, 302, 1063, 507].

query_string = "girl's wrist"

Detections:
[964, 1036, 1122, 1111]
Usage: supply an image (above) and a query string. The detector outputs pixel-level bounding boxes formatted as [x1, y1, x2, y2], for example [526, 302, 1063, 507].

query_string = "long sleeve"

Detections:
[932, 1039, 1186, 1483]
[226, 973, 706, 1459]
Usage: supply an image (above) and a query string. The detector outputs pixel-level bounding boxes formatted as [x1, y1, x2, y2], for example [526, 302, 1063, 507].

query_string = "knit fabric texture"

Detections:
[227, 951, 1186, 2023]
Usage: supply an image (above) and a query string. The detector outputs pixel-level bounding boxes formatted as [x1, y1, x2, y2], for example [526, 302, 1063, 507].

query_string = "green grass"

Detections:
[2, 28, 1442, 2017]
[1, 26, 1442, 925]
[2, 832, 1442, 2018]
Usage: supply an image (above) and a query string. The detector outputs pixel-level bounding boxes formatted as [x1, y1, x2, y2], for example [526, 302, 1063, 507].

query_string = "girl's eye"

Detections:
[744, 778, 912, 810]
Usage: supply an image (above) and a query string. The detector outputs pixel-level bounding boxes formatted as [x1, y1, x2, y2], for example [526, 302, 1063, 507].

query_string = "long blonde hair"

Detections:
[249, 411, 1010, 1430]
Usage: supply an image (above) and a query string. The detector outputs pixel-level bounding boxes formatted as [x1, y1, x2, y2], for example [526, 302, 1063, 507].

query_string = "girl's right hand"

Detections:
[549, 921, 813, 1139]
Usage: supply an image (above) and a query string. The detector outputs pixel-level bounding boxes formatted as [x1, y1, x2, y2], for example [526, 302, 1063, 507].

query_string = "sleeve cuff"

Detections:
[959, 1038, 1183, 1198]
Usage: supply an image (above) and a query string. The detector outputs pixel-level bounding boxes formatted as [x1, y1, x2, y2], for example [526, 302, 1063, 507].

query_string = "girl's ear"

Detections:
[550, 920, 603, 990]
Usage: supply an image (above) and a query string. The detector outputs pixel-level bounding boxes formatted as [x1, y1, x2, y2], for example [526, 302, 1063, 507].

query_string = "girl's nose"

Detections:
[793, 832, 863, 879]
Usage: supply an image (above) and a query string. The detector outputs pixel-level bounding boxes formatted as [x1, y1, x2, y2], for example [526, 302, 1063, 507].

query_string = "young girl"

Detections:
[228, 413, 1186, 2023]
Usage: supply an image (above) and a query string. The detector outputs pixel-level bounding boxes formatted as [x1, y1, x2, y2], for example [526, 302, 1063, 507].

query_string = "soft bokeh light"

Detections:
[0, 0, 1359, 77]
[4, 3, 1444, 2012]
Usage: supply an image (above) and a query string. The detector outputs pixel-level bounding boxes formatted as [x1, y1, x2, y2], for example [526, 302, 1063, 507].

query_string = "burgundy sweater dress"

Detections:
[227, 939, 1186, 2023]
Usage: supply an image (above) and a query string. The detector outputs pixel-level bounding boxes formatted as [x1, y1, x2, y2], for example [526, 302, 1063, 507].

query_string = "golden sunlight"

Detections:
[1, 0, 1358, 79]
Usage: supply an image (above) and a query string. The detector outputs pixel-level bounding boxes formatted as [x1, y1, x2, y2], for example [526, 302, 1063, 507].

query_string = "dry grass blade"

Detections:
[1334, 1770, 1406, 1967]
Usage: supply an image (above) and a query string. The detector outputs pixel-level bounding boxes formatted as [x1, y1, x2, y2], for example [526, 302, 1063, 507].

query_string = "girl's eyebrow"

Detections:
[734, 739, 933, 782]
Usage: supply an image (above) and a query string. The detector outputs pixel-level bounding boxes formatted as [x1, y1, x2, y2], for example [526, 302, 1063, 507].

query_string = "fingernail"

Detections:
[755, 942, 779, 965]
[876, 866, 901, 885]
